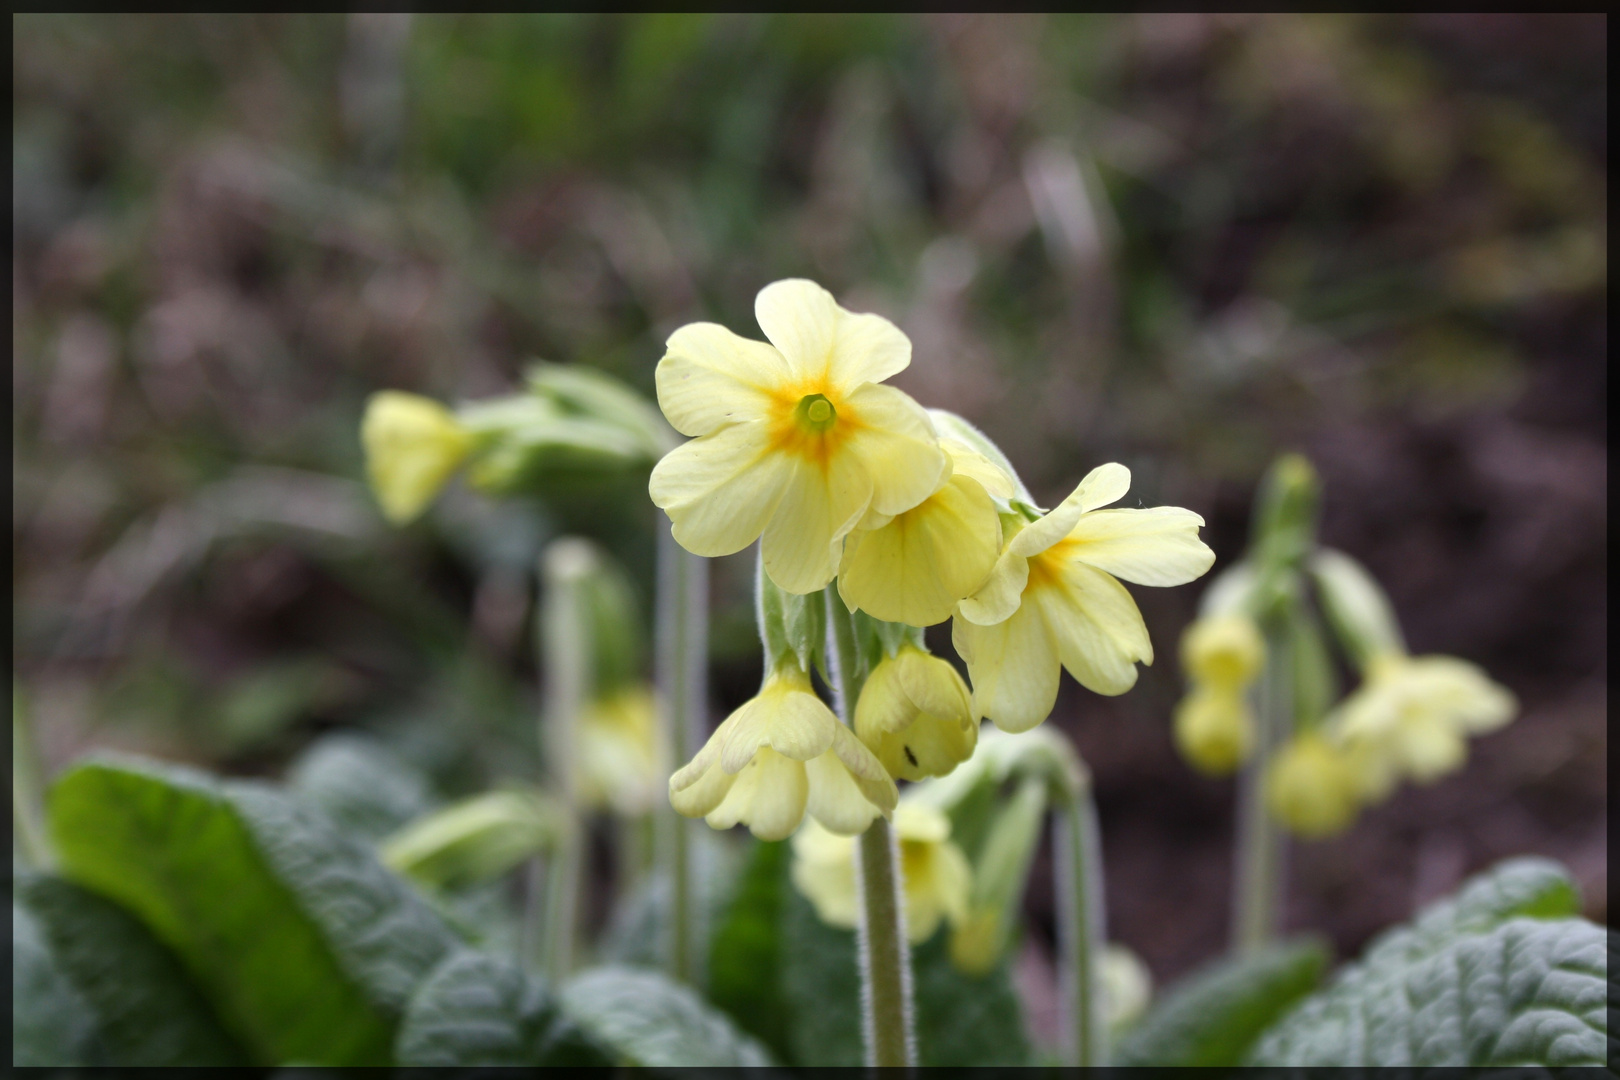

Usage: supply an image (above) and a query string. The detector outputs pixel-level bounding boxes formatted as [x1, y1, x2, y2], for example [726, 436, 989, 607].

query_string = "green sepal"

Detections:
[755, 554, 825, 677]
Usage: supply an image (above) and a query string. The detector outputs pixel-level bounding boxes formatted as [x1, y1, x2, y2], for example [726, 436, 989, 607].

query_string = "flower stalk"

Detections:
[656, 522, 708, 984]
[1055, 777, 1108, 1067]
[1231, 618, 1292, 954]
[826, 590, 916, 1068]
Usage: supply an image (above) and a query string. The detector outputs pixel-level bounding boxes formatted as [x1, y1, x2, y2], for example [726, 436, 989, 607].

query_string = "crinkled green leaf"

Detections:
[286, 732, 440, 844]
[47, 756, 459, 1066]
[1113, 937, 1329, 1066]
[560, 965, 775, 1067]
[12, 898, 98, 1066]
[1249, 858, 1607, 1067]
[395, 950, 609, 1066]
[17, 875, 250, 1065]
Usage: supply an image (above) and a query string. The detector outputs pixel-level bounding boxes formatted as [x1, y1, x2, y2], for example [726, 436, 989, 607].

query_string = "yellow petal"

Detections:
[1181, 614, 1266, 689]
[706, 748, 809, 840]
[805, 750, 885, 835]
[942, 439, 1017, 500]
[790, 819, 860, 927]
[1264, 734, 1362, 838]
[669, 758, 737, 818]
[1392, 712, 1468, 782]
[1067, 507, 1215, 587]
[754, 278, 911, 389]
[893, 800, 952, 844]
[828, 723, 899, 814]
[655, 322, 789, 437]
[955, 551, 1031, 626]
[1033, 561, 1152, 697]
[669, 712, 731, 793]
[1009, 463, 1133, 559]
[1399, 655, 1517, 734]
[719, 677, 838, 772]
[838, 473, 1000, 627]
[650, 421, 794, 557]
[760, 450, 873, 594]
[853, 656, 918, 738]
[361, 391, 472, 524]
[953, 605, 1061, 734]
[840, 383, 948, 517]
[896, 648, 975, 722]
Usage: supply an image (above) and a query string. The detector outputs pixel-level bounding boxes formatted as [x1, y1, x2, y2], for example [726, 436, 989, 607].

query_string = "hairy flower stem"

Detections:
[1056, 788, 1107, 1067]
[536, 543, 591, 981]
[1232, 621, 1293, 953]
[825, 591, 916, 1068]
[657, 525, 708, 984]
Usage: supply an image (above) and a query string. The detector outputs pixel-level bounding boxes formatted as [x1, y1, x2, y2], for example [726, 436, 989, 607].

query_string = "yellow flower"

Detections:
[837, 441, 1013, 627]
[952, 464, 1216, 732]
[854, 644, 979, 781]
[1264, 732, 1364, 838]
[1173, 687, 1255, 776]
[649, 279, 948, 594]
[577, 688, 662, 816]
[1181, 613, 1265, 691]
[361, 391, 473, 524]
[791, 801, 972, 944]
[669, 665, 897, 840]
[1331, 652, 1516, 788]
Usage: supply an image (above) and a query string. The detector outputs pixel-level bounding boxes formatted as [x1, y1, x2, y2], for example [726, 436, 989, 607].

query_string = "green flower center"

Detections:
[796, 394, 837, 432]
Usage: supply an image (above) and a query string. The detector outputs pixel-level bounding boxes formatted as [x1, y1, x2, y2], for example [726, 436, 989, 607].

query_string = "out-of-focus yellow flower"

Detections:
[669, 665, 897, 840]
[361, 391, 473, 524]
[649, 279, 948, 594]
[952, 464, 1216, 732]
[791, 801, 971, 944]
[577, 687, 662, 816]
[1181, 613, 1265, 690]
[838, 441, 1012, 627]
[1331, 651, 1516, 789]
[1264, 732, 1364, 838]
[854, 644, 978, 782]
[1173, 687, 1255, 776]
[1101, 944, 1153, 1033]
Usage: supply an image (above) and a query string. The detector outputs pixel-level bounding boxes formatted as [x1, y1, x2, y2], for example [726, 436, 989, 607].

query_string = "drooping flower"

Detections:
[576, 687, 663, 816]
[1173, 687, 1255, 775]
[361, 391, 473, 524]
[838, 440, 1011, 627]
[1264, 731, 1364, 838]
[669, 664, 897, 840]
[953, 464, 1216, 732]
[649, 279, 948, 594]
[1172, 611, 1265, 775]
[854, 644, 979, 781]
[1330, 651, 1516, 792]
[791, 801, 971, 944]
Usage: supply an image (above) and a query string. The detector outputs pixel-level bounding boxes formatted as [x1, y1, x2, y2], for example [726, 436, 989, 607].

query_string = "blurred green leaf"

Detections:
[287, 732, 441, 843]
[16, 874, 251, 1066]
[1249, 858, 1606, 1067]
[706, 838, 792, 1059]
[560, 965, 775, 1067]
[1113, 937, 1329, 1067]
[48, 756, 460, 1066]
[12, 897, 99, 1066]
[395, 950, 609, 1066]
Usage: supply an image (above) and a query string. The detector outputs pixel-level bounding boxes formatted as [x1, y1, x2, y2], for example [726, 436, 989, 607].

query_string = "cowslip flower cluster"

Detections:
[1173, 612, 1265, 775]
[655, 279, 1214, 840]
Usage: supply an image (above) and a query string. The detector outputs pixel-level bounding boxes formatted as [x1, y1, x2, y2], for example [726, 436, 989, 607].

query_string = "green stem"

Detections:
[656, 525, 707, 984]
[537, 543, 591, 981]
[1231, 621, 1292, 954]
[1055, 788, 1107, 1067]
[824, 591, 915, 1068]
[12, 685, 52, 870]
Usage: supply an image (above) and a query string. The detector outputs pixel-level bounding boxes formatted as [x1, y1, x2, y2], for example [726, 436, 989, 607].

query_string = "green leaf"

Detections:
[395, 950, 609, 1066]
[777, 854, 1032, 1066]
[17, 875, 251, 1065]
[47, 756, 460, 1066]
[561, 965, 776, 1067]
[1248, 858, 1608, 1067]
[286, 732, 440, 844]
[1113, 937, 1329, 1066]
[706, 838, 792, 1059]
[12, 897, 98, 1066]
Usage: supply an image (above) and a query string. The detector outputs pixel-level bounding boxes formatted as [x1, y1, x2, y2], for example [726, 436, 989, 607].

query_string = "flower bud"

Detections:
[361, 391, 473, 524]
[1173, 687, 1255, 776]
[1101, 944, 1153, 1034]
[854, 644, 978, 781]
[1180, 613, 1265, 690]
[1263, 733, 1363, 838]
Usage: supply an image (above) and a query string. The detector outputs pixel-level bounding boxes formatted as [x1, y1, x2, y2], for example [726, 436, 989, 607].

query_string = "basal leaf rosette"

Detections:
[649, 279, 948, 595]
[953, 464, 1216, 733]
[669, 665, 897, 841]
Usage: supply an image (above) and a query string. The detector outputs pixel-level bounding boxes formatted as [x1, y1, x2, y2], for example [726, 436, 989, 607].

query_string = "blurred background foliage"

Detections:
[11, 12, 1605, 1026]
